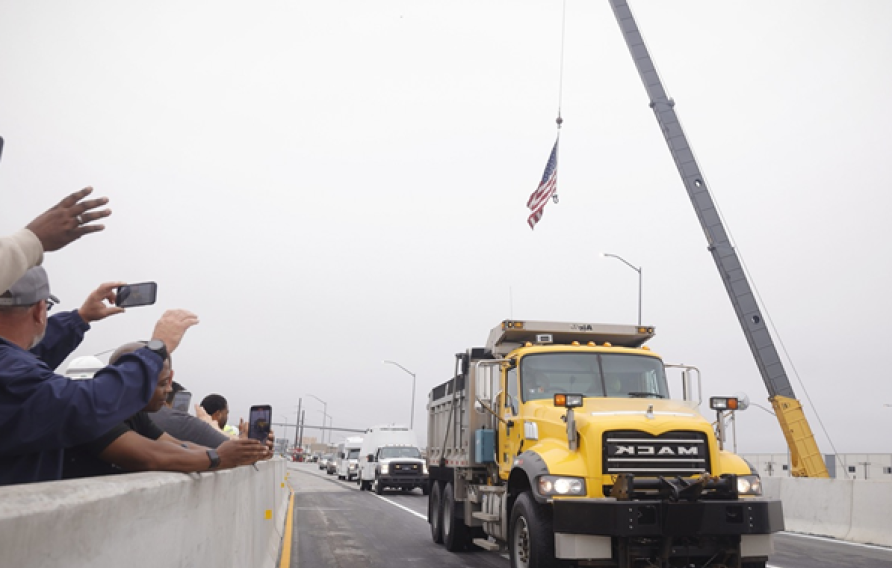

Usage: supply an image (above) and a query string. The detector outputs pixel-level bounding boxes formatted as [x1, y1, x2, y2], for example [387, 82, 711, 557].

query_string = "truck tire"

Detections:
[429, 481, 443, 544]
[442, 482, 470, 552]
[374, 476, 384, 495]
[510, 492, 559, 568]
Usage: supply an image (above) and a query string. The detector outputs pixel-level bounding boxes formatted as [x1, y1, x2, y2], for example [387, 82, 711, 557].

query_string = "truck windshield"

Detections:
[347, 449, 360, 459]
[520, 352, 669, 401]
[378, 447, 422, 459]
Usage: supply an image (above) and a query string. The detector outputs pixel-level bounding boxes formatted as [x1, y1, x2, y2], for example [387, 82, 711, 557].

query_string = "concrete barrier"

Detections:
[762, 477, 892, 547]
[0, 458, 289, 568]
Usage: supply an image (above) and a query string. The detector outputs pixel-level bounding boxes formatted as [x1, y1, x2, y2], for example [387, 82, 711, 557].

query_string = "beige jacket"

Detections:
[0, 228, 43, 293]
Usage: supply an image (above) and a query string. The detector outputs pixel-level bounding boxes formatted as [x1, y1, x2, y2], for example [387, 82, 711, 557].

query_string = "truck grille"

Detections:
[603, 430, 709, 476]
[390, 462, 422, 476]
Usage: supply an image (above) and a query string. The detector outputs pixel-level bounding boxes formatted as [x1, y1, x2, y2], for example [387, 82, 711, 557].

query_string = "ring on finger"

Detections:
[76, 214, 84, 224]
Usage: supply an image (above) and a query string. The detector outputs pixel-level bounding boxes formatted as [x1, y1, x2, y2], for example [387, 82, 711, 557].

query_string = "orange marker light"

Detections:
[554, 394, 567, 407]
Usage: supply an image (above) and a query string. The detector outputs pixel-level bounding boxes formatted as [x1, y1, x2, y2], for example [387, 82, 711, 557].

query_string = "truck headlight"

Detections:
[737, 474, 762, 496]
[538, 476, 586, 496]
[380, 464, 389, 475]
[423, 463, 429, 475]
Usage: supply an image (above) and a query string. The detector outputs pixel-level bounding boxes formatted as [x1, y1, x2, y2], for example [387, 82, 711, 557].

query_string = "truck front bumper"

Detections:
[553, 498, 784, 537]
[379, 475, 428, 488]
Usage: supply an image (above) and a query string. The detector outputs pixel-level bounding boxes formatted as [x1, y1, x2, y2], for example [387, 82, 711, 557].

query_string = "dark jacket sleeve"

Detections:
[29, 310, 90, 370]
[0, 347, 164, 455]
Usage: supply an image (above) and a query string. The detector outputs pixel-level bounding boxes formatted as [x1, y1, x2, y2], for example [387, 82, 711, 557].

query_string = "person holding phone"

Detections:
[63, 342, 271, 479]
[149, 382, 230, 449]
[0, 267, 199, 486]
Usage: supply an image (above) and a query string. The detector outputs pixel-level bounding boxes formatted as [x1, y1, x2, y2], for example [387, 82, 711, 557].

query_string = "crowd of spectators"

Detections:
[0, 164, 273, 486]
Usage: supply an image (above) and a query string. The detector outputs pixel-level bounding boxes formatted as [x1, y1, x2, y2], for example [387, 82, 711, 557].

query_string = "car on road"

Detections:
[326, 457, 337, 475]
[318, 454, 332, 470]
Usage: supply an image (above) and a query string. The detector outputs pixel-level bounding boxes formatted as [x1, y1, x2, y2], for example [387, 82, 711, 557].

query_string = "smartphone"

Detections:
[248, 405, 272, 442]
[172, 390, 191, 412]
[115, 282, 158, 308]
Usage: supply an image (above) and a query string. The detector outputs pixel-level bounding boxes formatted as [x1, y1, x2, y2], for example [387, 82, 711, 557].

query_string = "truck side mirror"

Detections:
[367, 454, 375, 462]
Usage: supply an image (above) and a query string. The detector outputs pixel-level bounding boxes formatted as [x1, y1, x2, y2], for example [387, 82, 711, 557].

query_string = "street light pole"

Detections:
[307, 394, 328, 444]
[601, 252, 643, 326]
[383, 360, 417, 430]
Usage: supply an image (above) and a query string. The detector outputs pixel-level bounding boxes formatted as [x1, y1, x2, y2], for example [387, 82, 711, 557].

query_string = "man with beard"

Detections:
[0, 267, 199, 485]
[62, 342, 271, 479]
[200, 393, 239, 438]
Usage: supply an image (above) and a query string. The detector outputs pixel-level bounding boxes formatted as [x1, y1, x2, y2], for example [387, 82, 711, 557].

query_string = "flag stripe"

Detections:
[526, 137, 559, 230]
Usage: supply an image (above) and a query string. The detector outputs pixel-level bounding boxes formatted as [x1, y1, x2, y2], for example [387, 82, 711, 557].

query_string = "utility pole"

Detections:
[294, 398, 304, 448]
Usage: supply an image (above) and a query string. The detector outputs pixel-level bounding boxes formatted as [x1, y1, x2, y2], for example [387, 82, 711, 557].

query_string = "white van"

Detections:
[335, 436, 363, 481]
[357, 424, 428, 495]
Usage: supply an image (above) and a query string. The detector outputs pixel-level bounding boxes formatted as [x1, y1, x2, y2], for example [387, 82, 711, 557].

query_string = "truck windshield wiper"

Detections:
[627, 392, 664, 399]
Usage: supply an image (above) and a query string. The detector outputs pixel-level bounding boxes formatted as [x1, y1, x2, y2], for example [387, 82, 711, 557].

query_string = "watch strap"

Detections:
[145, 339, 168, 362]
[206, 449, 221, 469]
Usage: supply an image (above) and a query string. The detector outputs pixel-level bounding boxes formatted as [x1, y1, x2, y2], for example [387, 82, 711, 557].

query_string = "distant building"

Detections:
[740, 453, 892, 480]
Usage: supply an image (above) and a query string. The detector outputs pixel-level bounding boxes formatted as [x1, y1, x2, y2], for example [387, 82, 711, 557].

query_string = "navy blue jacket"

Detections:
[0, 310, 163, 485]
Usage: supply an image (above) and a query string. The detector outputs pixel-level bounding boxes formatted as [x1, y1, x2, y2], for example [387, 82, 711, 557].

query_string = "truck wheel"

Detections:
[374, 476, 384, 495]
[430, 481, 444, 544]
[442, 482, 470, 552]
[360, 479, 368, 491]
[510, 492, 558, 568]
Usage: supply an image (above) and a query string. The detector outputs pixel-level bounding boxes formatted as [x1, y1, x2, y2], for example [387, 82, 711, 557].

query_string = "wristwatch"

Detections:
[207, 449, 221, 469]
[145, 339, 168, 362]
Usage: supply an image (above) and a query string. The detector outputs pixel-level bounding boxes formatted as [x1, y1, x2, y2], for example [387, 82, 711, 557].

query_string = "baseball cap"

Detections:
[0, 266, 60, 307]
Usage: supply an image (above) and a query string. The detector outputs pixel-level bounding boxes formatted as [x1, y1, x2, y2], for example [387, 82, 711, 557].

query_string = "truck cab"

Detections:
[358, 425, 429, 495]
[427, 320, 783, 568]
[336, 436, 364, 481]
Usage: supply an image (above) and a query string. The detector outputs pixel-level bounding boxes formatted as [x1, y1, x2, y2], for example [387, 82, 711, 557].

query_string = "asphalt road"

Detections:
[283, 462, 892, 568]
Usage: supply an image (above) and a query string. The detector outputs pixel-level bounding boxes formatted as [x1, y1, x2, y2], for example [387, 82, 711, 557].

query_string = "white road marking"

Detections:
[372, 493, 428, 520]
[780, 532, 892, 552]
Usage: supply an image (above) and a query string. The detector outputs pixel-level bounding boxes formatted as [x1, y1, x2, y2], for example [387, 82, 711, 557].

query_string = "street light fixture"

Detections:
[601, 252, 643, 326]
[383, 360, 417, 430]
[307, 394, 329, 444]
[316, 410, 332, 445]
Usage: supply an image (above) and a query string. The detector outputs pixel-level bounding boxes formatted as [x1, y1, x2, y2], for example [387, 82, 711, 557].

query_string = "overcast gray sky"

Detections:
[2, 1, 890, 455]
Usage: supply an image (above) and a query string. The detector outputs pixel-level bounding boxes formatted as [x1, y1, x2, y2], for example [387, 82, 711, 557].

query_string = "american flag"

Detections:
[526, 137, 559, 229]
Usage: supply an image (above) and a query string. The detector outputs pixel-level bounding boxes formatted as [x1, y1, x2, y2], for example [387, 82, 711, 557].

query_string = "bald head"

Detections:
[109, 341, 171, 365]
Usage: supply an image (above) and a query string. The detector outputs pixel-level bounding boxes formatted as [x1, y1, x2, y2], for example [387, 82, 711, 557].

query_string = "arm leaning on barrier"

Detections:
[98, 432, 271, 473]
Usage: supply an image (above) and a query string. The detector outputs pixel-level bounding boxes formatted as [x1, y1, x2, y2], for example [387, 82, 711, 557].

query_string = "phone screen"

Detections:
[249, 405, 272, 442]
[172, 391, 191, 412]
[115, 282, 158, 308]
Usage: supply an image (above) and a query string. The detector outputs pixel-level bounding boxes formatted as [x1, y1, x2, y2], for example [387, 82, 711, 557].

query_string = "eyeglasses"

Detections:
[45, 298, 57, 312]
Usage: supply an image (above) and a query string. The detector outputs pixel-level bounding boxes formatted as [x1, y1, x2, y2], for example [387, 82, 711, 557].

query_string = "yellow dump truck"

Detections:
[426, 320, 783, 568]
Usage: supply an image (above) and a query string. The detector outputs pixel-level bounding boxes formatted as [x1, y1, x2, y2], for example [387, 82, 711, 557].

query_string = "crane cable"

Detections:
[551, 0, 567, 205]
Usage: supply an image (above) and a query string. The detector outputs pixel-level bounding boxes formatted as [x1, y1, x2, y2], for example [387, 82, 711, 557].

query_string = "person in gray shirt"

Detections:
[150, 381, 229, 448]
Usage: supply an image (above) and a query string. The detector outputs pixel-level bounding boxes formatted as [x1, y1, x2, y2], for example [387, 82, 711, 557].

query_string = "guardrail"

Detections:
[0, 458, 289, 568]
[762, 477, 892, 547]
